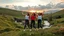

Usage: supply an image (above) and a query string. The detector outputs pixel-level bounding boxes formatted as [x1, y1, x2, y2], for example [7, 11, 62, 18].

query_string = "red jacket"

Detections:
[31, 16, 36, 20]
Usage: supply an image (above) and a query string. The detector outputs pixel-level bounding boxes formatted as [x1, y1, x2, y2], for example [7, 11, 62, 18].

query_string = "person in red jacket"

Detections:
[30, 13, 36, 29]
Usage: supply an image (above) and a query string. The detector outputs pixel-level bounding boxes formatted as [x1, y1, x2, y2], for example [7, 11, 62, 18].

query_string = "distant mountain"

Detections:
[44, 9, 60, 14]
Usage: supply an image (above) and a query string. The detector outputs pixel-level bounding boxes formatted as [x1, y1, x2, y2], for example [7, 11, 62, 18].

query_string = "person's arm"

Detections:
[22, 12, 26, 16]
[36, 14, 38, 20]
[41, 12, 44, 20]
[42, 11, 45, 16]
[22, 12, 24, 15]
[29, 16, 31, 20]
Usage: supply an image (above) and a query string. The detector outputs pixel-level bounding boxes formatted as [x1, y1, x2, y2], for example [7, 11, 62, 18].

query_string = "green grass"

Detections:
[0, 8, 27, 18]
[0, 15, 24, 36]
[0, 15, 24, 30]
[0, 15, 64, 36]
[43, 9, 64, 25]
[0, 27, 64, 36]
[43, 9, 64, 19]
[0, 8, 64, 36]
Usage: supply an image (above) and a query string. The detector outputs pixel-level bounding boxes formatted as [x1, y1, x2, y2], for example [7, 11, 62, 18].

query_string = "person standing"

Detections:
[24, 13, 30, 29]
[37, 13, 43, 29]
[22, 12, 30, 29]
[30, 13, 36, 29]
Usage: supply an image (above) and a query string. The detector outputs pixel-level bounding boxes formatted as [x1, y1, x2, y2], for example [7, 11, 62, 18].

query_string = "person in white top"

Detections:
[22, 12, 30, 29]
[25, 15, 29, 20]
[37, 13, 43, 29]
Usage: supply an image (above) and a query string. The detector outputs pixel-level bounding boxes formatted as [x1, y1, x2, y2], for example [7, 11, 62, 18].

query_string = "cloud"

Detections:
[0, 0, 50, 6]
[55, 2, 64, 8]
[4, 2, 64, 11]
[51, 0, 64, 4]
[0, 0, 64, 11]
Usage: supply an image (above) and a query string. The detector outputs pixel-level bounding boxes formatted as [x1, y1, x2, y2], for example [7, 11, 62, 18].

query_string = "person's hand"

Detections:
[22, 12, 25, 16]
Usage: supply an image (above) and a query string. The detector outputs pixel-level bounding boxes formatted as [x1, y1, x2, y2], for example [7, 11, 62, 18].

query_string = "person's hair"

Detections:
[38, 13, 41, 15]
[33, 13, 36, 16]
[40, 13, 42, 15]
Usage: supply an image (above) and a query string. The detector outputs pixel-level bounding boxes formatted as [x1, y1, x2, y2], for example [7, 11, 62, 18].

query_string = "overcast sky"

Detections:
[0, 0, 64, 7]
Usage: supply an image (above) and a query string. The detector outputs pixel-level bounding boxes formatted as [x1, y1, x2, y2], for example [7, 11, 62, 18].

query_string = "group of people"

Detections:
[22, 12, 43, 29]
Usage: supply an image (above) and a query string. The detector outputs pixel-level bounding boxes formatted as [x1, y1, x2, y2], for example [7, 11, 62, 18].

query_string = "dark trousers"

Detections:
[38, 19, 42, 28]
[24, 20, 29, 29]
[30, 20, 36, 29]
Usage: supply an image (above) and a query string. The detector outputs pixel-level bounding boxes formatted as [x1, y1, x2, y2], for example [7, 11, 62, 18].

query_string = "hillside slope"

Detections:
[44, 9, 64, 19]
[0, 8, 25, 18]
[0, 15, 23, 30]
[52, 9, 64, 18]
[44, 9, 64, 24]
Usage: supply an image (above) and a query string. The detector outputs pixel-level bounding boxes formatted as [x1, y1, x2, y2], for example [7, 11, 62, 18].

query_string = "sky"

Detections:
[0, 0, 64, 7]
[0, 0, 64, 12]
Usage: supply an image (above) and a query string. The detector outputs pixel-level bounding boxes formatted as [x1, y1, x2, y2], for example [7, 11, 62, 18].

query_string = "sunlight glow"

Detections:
[29, 10, 36, 13]
[37, 10, 44, 13]
[28, 10, 44, 13]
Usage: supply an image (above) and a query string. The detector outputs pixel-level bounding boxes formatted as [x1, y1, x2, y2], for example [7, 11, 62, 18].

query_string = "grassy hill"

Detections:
[43, 9, 64, 25]
[0, 15, 24, 36]
[0, 8, 64, 36]
[0, 8, 26, 18]
[0, 8, 25, 31]
[0, 15, 23, 30]
[51, 10, 64, 24]
[44, 9, 64, 18]
[52, 9, 64, 18]
[0, 8, 24, 35]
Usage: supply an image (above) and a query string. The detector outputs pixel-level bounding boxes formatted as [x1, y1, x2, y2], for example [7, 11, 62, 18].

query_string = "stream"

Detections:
[43, 21, 51, 29]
